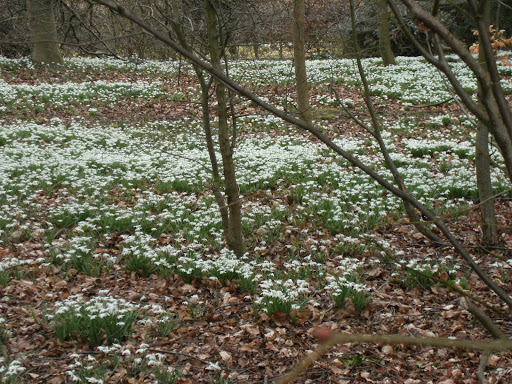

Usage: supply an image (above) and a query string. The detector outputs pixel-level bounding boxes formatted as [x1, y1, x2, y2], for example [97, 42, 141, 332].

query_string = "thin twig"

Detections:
[148, 348, 210, 363]
[408, 97, 454, 108]
[463, 298, 509, 340]
[331, 87, 375, 138]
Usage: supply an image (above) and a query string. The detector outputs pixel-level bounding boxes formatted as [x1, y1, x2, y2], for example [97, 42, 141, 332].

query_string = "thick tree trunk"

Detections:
[26, 0, 63, 65]
[475, 1, 497, 244]
[376, 0, 395, 66]
[293, 0, 313, 124]
[205, 0, 244, 256]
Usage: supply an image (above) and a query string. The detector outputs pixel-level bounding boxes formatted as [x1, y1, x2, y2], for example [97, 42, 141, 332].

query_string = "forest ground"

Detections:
[0, 55, 512, 384]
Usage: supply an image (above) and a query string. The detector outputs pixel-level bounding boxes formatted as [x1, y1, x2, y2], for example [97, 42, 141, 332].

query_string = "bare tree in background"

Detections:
[293, 0, 313, 124]
[27, 0, 63, 64]
[376, 0, 396, 65]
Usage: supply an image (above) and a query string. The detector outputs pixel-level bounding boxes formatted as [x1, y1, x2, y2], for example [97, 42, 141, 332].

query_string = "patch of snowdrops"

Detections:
[66, 342, 183, 384]
[1, 53, 511, 328]
[0, 114, 509, 312]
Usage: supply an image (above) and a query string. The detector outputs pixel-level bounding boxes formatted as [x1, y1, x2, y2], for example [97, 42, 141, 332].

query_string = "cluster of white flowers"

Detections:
[122, 228, 158, 259]
[0, 359, 26, 381]
[0, 256, 45, 272]
[65, 341, 182, 383]
[50, 294, 138, 320]
[52, 235, 93, 261]
[284, 256, 323, 273]
[0, 80, 167, 110]
[323, 254, 370, 304]
[398, 256, 459, 275]
[203, 248, 254, 281]
[325, 277, 370, 298]
[255, 278, 310, 313]
[62, 56, 185, 75]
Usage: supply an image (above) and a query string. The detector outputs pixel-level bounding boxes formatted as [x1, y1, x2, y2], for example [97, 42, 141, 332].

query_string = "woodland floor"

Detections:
[0, 56, 512, 384]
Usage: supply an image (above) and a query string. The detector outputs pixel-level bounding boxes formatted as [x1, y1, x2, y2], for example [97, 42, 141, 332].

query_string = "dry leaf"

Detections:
[219, 350, 232, 363]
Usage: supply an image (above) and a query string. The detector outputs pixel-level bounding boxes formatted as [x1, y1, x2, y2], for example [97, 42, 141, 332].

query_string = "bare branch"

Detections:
[275, 333, 512, 384]
[463, 298, 509, 340]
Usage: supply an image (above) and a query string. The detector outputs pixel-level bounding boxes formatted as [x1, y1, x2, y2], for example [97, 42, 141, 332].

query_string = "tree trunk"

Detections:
[253, 43, 260, 59]
[475, 1, 497, 244]
[376, 0, 395, 66]
[476, 123, 497, 244]
[26, 0, 63, 65]
[293, 0, 313, 124]
[169, 0, 231, 247]
[205, 0, 244, 256]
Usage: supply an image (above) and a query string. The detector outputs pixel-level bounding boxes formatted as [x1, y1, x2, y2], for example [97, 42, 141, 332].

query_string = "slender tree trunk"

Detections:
[169, 0, 231, 247]
[199, 81, 231, 237]
[293, 0, 313, 124]
[26, 0, 63, 65]
[476, 123, 497, 244]
[476, 1, 497, 244]
[205, 0, 244, 256]
[376, 0, 395, 66]
[496, 0, 501, 31]
[253, 43, 260, 59]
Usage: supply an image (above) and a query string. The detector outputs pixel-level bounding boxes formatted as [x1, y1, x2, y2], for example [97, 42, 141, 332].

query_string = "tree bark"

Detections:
[168, 0, 231, 242]
[205, 0, 244, 256]
[376, 0, 395, 66]
[475, 0, 497, 244]
[26, 0, 63, 65]
[476, 122, 498, 244]
[293, 0, 313, 124]
[253, 43, 260, 59]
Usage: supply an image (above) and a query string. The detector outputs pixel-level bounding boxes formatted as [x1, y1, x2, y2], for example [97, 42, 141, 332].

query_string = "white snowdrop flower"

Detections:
[136, 343, 149, 354]
[66, 371, 80, 381]
[206, 362, 221, 371]
[86, 378, 103, 384]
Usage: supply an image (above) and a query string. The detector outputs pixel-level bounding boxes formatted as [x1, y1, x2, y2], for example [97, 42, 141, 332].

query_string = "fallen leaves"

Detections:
[1, 59, 512, 384]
